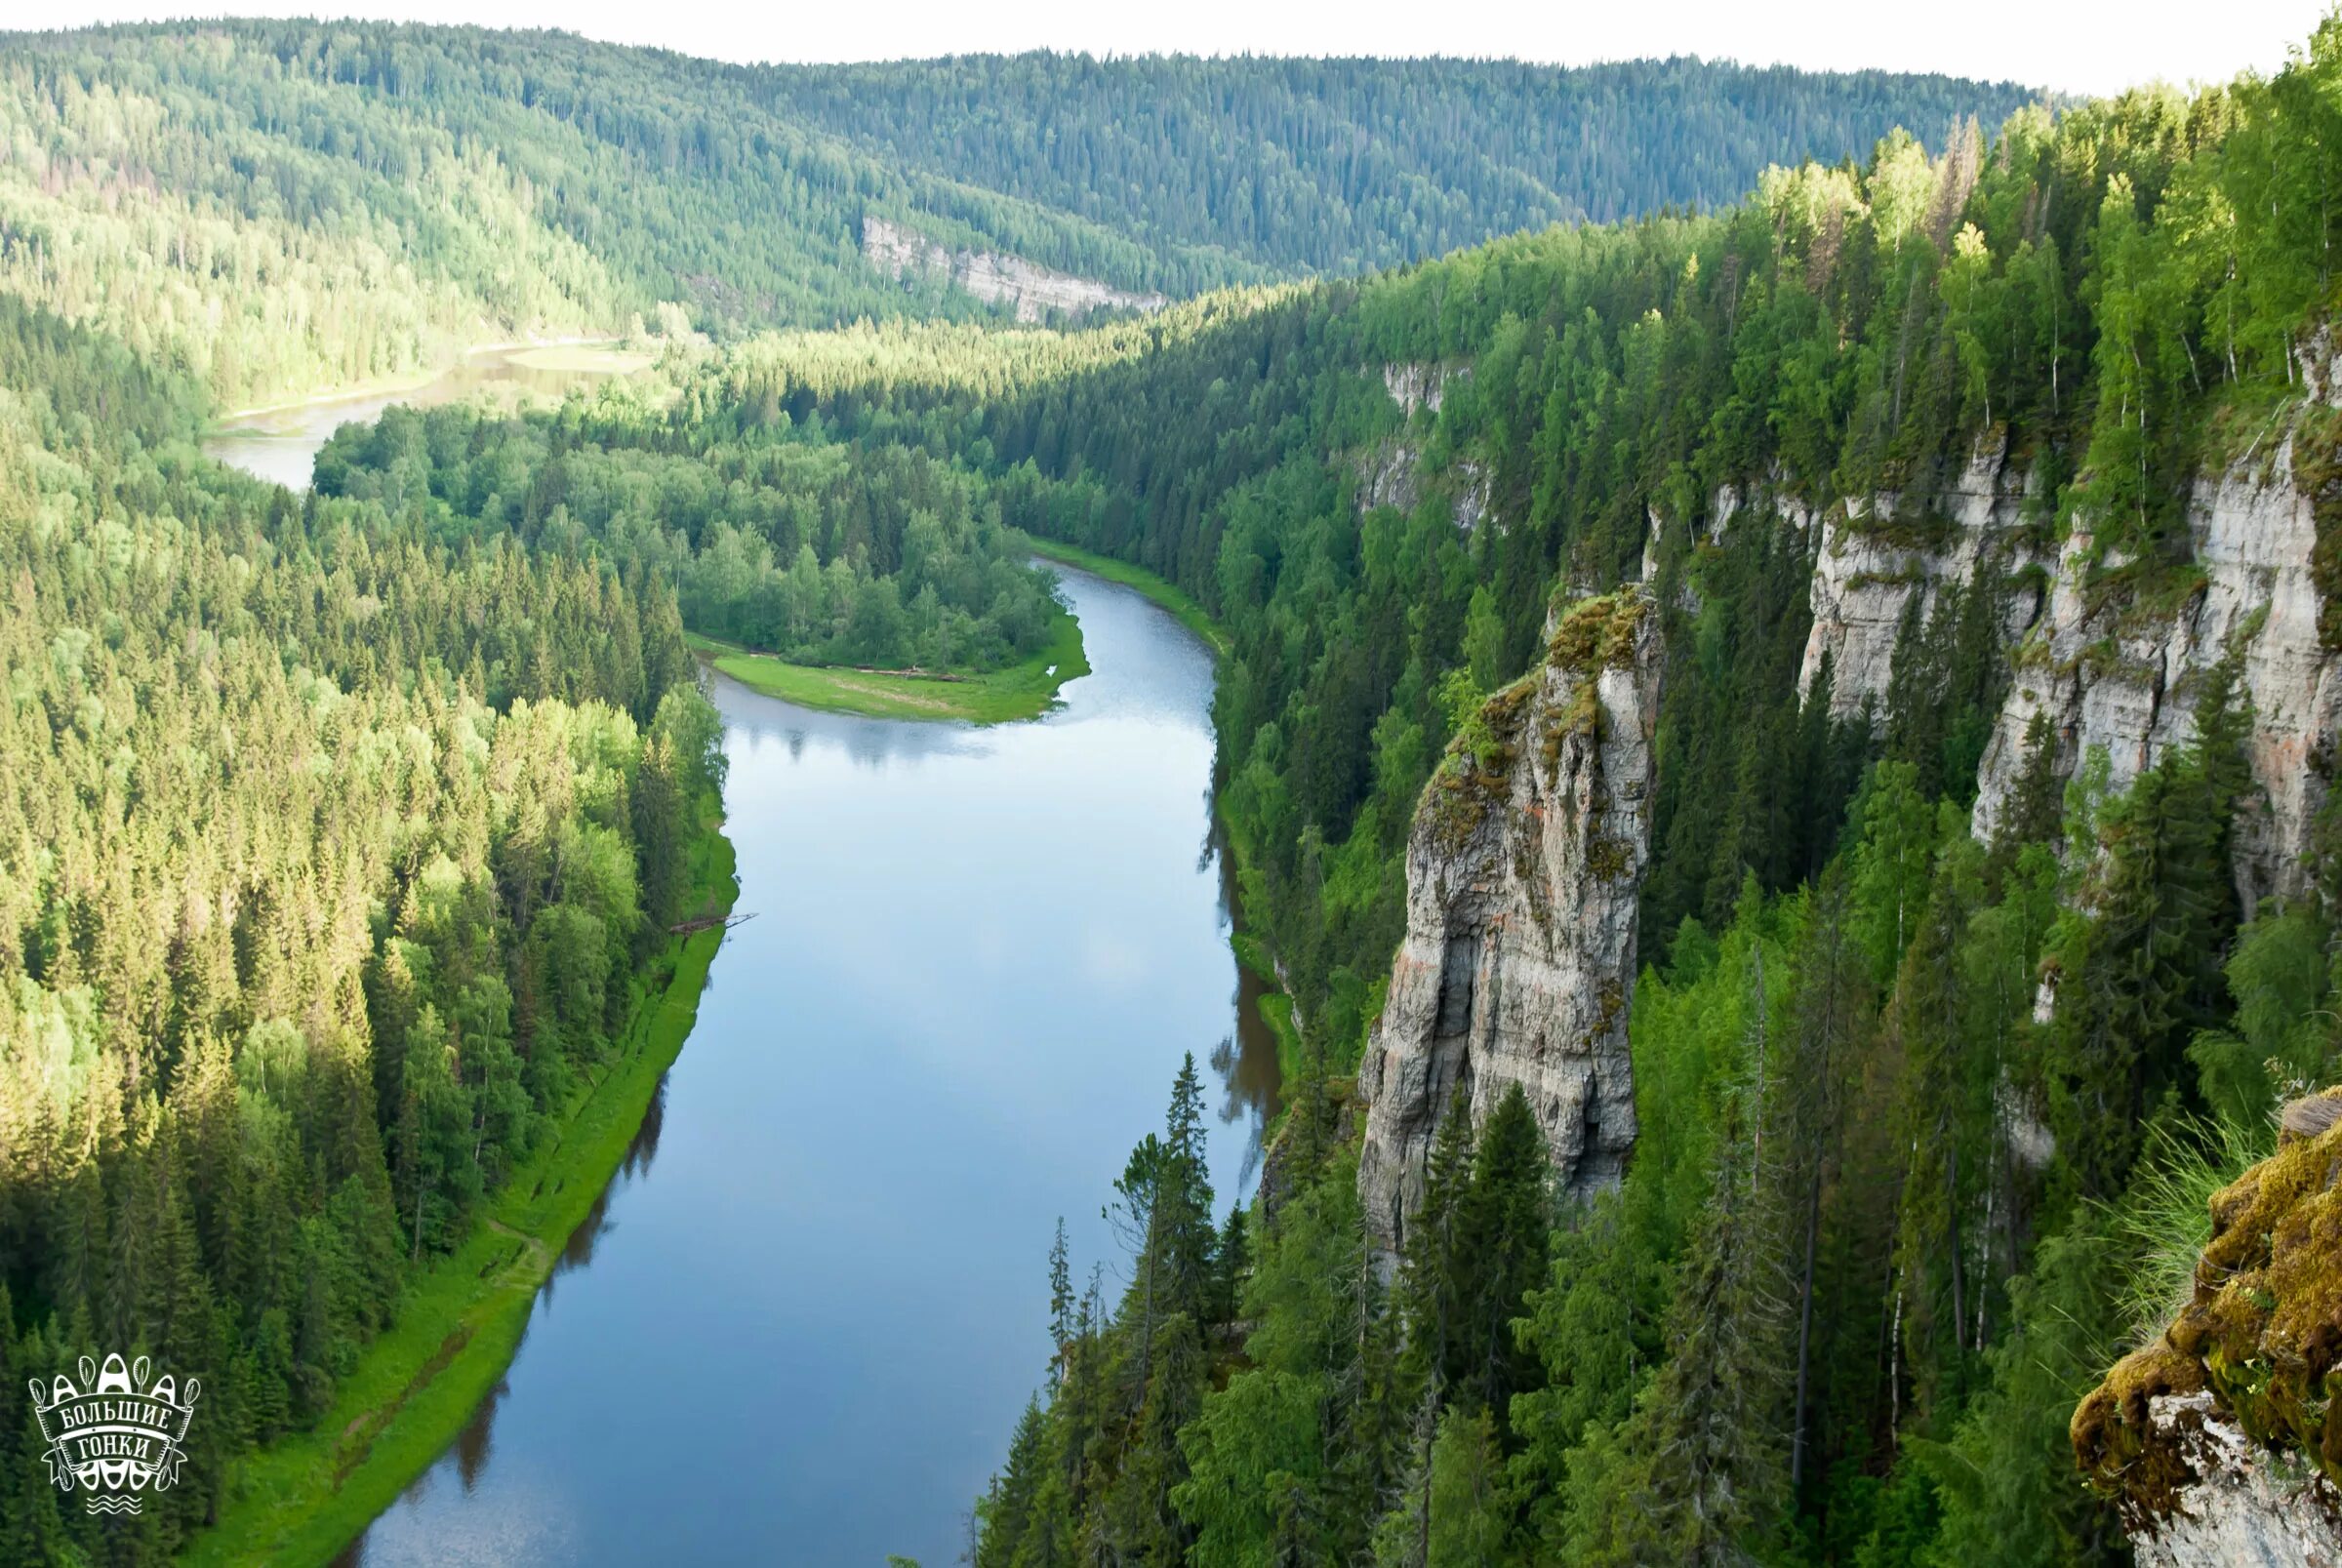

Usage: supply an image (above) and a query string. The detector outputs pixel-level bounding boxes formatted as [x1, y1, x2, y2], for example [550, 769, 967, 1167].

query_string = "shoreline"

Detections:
[1019, 540, 1304, 1084]
[181, 811, 740, 1568]
[1025, 537, 1231, 659]
[211, 334, 623, 425]
[688, 593, 1091, 724]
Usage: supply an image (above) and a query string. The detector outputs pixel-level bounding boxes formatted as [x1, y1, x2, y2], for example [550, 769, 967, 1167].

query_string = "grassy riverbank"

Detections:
[182, 811, 739, 1568]
[690, 601, 1089, 723]
[1026, 538, 1231, 659]
[505, 342, 652, 374]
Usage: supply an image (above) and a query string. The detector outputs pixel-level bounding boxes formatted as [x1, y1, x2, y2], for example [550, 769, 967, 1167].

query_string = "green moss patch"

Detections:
[1545, 589, 1650, 674]
[2074, 1087, 2342, 1529]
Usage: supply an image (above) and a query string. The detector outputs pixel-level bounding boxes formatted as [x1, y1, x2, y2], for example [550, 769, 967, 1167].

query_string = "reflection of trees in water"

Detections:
[456, 1379, 505, 1491]
[557, 1172, 615, 1273]
[1207, 1031, 1268, 1189]
[623, 1072, 668, 1181]
[556, 1071, 668, 1277]
[710, 676, 993, 772]
[375, 1069, 677, 1531]
[1205, 804, 1281, 1193]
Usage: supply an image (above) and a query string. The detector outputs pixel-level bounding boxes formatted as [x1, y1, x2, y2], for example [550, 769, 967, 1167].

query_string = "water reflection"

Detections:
[331, 1068, 679, 1567]
[335, 567, 1277, 1567]
[456, 1380, 502, 1493]
[720, 689, 996, 771]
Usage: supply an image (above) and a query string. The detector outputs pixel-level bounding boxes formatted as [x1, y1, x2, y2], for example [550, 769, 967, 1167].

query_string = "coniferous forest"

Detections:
[0, 22, 2032, 408]
[5, 10, 2342, 1568]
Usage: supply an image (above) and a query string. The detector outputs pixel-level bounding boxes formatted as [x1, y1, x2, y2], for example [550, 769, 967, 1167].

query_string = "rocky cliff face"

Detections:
[1785, 440, 2040, 716]
[2072, 1088, 2342, 1566]
[1356, 589, 1661, 1256]
[1968, 430, 2342, 905]
[1359, 364, 1486, 530]
[1344, 330, 2342, 1553]
[862, 217, 1166, 323]
[1766, 406, 2342, 908]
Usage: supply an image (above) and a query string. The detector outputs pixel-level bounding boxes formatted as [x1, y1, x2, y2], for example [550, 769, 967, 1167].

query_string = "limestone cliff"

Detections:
[1358, 363, 1486, 531]
[1784, 439, 2040, 716]
[2072, 1088, 2342, 1566]
[1356, 589, 1660, 1255]
[862, 217, 1166, 323]
[1968, 427, 2342, 905]
[1761, 397, 2342, 908]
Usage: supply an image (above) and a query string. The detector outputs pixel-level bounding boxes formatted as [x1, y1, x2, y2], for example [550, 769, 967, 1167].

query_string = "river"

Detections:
[207, 369, 1279, 1566]
[202, 344, 644, 487]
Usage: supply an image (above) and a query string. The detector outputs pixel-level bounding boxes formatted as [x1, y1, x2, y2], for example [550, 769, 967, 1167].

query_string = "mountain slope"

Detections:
[0, 21, 2038, 407]
[764, 52, 2042, 275]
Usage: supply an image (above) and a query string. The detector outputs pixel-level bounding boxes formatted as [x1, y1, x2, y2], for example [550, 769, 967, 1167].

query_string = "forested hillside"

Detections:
[767, 54, 2039, 275]
[0, 289, 729, 1561]
[0, 21, 2032, 409]
[4, 13, 2332, 1567]
[276, 22, 2342, 1559]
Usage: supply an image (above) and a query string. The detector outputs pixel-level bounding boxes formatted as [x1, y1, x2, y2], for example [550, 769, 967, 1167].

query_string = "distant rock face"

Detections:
[1357, 442, 1422, 515]
[1356, 589, 1661, 1256]
[1383, 362, 1454, 417]
[861, 217, 1166, 323]
[1968, 430, 2342, 905]
[1360, 364, 1486, 532]
[1791, 440, 2040, 715]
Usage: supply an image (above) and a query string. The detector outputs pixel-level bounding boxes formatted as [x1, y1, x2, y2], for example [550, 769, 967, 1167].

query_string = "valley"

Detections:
[3, 15, 2341, 1568]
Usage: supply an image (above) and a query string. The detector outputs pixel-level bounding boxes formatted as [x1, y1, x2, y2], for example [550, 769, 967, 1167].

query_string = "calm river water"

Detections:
[207, 379, 1277, 1566]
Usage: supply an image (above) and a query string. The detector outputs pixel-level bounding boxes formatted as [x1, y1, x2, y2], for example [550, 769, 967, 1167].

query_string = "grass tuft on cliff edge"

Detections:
[2071, 1085, 2342, 1531]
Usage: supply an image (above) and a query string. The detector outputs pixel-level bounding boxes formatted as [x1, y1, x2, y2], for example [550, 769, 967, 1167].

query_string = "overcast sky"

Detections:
[20, 0, 2335, 100]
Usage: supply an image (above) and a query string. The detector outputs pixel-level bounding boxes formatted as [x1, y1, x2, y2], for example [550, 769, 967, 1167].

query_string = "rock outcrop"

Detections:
[1384, 362, 1461, 417]
[1357, 589, 1661, 1256]
[1359, 363, 1486, 531]
[1967, 432, 2342, 905]
[1792, 441, 2040, 715]
[2073, 1087, 2342, 1566]
[862, 217, 1166, 323]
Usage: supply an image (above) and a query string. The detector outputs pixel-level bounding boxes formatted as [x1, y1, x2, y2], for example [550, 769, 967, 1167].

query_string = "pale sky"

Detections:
[16, 0, 2335, 100]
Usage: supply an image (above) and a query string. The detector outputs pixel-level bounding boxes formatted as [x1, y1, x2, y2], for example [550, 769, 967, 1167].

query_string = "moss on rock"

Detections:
[1546, 588, 1650, 674]
[2074, 1087, 2342, 1532]
[2293, 407, 2342, 652]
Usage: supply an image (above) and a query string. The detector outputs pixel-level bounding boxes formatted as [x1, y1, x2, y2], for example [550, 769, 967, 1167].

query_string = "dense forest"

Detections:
[763, 54, 2041, 277]
[0, 290, 726, 1561]
[282, 22, 2342, 1562]
[0, 20, 2031, 407]
[2, 11, 2336, 1567]
[310, 396, 1069, 673]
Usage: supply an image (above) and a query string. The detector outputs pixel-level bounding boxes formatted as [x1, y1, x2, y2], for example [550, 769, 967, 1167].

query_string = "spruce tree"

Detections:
[1451, 1083, 1550, 1427]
